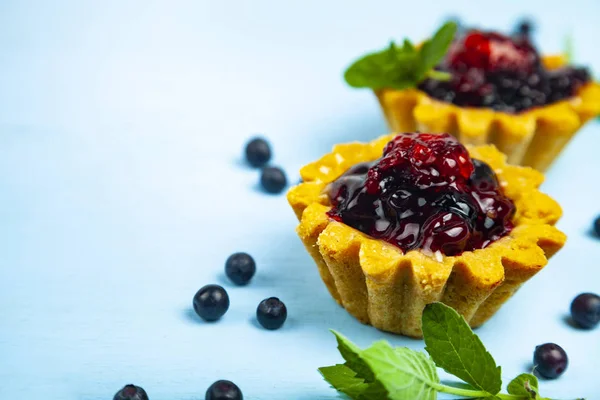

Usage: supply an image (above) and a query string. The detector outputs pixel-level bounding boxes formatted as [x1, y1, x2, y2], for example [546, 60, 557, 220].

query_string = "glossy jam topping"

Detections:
[447, 31, 539, 73]
[417, 30, 591, 113]
[327, 133, 515, 256]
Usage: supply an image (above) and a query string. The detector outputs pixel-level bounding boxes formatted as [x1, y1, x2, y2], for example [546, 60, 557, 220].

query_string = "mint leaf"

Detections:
[344, 44, 418, 90]
[507, 373, 539, 398]
[418, 21, 458, 76]
[401, 39, 416, 53]
[422, 302, 502, 395]
[359, 341, 440, 400]
[344, 21, 457, 90]
[331, 331, 388, 399]
[319, 364, 369, 399]
[332, 330, 376, 381]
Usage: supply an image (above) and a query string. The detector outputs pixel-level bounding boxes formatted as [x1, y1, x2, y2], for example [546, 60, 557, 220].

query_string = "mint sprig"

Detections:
[423, 302, 502, 394]
[320, 302, 579, 399]
[507, 373, 539, 398]
[344, 21, 457, 90]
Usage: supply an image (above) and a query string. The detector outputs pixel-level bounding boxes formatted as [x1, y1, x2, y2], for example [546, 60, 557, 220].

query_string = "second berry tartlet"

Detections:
[287, 133, 566, 337]
[346, 23, 600, 172]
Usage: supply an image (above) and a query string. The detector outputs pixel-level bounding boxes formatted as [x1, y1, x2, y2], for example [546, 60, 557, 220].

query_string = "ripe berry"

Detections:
[225, 253, 256, 286]
[570, 293, 600, 329]
[245, 137, 271, 168]
[594, 215, 600, 237]
[193, 285, 230, 322]
[422, 212, 471, 256]
[113, 384, 149, 400]
[470, 158, 498, 190]
[516, 19, 534, 37]
[260, 166, 287, 194]
[418, 26, 591, 113]
[533, 343, 568, 379]
[256, 297, 287, 330]
[447, 30, 538, 73]
[205, 380, 243, 400]
[327, 133, 514, 256]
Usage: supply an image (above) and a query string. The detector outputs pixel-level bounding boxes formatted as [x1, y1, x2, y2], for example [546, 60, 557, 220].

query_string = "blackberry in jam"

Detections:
[417, 30, 591, 113]
[327, 133, 515, 256]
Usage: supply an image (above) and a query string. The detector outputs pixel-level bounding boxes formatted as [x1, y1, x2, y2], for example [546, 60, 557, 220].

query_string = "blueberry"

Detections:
[533, 343, 568, 379]
[516, 19, 534, 36]
[470, 159, 498, 190]
[113, 384, 149, 400]
[193, 284, 230, 322]
[245, 137, 271, 168]
[225, 253, 256, 286]
[256, 297, 287, 330]
[594, 215, 600, 237]
[570, 293, 600, 329]
[206, 380, 243, 400]
[260, 166, 287, 194]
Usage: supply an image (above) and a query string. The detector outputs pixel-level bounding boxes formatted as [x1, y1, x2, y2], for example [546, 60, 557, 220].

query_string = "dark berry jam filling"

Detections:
[417, 30, 591, 113]
[327, 133, 515, 256]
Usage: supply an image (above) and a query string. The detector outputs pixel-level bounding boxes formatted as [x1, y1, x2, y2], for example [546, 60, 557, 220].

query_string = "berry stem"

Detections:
[435, 383, 542, 399]
[425, 69, 452, 81]
[564, 33, 574, 63]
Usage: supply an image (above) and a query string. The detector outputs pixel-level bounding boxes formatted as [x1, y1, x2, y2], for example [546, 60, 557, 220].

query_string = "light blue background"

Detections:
[0, 1, 599, 399]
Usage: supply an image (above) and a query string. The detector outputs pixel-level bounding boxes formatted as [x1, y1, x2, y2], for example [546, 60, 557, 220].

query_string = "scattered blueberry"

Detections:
[206, 380, 243, 400]
[245, 137, 271, 168]
[113, 384, 149, 400]
[570, 293, 600, 329]
[260, 166, 287, 194]
[193, 284, 230, 322]
[594, 215, 600, 237]
[225, 253, 256, 286]
[257, 297, 287, 330]
[533, 343, 568, 379]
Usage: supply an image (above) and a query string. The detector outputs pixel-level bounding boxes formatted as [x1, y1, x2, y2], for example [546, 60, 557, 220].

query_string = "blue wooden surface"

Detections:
[0, 1, 599, 398]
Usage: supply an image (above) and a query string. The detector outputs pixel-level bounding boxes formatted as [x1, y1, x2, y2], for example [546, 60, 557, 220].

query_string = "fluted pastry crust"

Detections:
[287, 134, 566, 337]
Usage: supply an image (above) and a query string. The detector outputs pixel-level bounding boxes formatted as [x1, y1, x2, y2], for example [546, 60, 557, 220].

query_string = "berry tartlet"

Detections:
[345, 22, 600, 172]
[287, 133, 565, 337]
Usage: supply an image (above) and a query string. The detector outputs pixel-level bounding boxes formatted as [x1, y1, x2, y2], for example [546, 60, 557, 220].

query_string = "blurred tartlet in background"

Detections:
[345, 21, 600, 172]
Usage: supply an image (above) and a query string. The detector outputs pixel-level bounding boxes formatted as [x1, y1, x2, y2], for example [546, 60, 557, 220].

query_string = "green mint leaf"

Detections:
[507, 373, 539, 398]
[401, 39, 417, 53]
[332, 330, 376, 381]
[422, 302, 502, 395]
[344, 21, 456, 90]
[359, 341, 440, 400]
[331, 331, 389, 399]
[319, 364, 369, 399]
[344, 44, 419, 90]
[418, 21, 458, 77]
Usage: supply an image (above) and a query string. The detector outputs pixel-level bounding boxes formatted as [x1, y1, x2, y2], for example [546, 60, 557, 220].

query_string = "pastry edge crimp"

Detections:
[287, 134, 566, 337]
